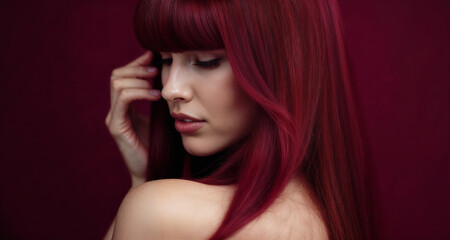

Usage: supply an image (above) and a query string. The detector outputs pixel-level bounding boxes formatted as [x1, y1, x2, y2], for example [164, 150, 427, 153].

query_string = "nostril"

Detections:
[161, 88, 186, 102]
[160, 82, 192, 102]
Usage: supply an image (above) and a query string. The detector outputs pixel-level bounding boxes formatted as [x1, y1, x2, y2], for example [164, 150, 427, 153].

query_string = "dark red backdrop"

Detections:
[0, 0, 448, 239]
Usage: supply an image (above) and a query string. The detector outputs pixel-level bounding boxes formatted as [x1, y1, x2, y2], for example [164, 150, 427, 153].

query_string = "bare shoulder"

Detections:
[112, 179, 234, 240]
[112, 178, 328, 240]
[231, 178, 329, 240]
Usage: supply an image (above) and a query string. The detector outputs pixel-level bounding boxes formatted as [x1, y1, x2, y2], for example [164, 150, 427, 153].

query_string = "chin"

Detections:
[183, 144, 220, 157]
[181, 137, 229, 157]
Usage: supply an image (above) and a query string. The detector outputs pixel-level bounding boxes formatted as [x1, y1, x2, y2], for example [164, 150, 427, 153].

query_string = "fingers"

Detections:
[111, 65, 158, 80]
[106, 52, 161, 138]
[110, 78, 160, 111]
[107, 88, 160, 136]
[126, 51, 153, 67]
[111, 78, 152, 90]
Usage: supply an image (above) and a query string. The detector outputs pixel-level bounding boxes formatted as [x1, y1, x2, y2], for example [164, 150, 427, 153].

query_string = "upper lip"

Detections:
[171, 112, 204, 122]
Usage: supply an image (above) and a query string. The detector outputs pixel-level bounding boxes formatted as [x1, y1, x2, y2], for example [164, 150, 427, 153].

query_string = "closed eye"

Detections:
[158, 57, 222, 69]
[193, 58, 222, 69]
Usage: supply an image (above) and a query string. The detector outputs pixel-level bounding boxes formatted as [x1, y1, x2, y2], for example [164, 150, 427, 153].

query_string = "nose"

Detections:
[161, 64, 193, 103]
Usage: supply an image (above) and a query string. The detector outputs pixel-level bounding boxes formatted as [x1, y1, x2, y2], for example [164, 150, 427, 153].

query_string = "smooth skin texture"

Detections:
[112, 178, 327, 240]
[106, 51, 160, 186]
[160, 50, 259, 156]
[105, 52, 327, 239]
[104, 52, 159, 240]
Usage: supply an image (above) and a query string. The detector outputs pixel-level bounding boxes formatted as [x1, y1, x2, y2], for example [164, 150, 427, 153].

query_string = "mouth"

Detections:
[171, 112, 206, 134]
[179, 118, 198, 123]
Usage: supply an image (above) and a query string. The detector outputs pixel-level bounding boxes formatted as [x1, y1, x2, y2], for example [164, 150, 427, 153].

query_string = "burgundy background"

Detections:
[0, 0, 448, 239]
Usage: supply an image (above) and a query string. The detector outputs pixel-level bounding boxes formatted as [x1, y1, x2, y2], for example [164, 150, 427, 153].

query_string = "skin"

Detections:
[105, 51, 328, 240]
[112, 178, 328, 240]
[106, 51, 160, 187]
[159, 50, 259, 156]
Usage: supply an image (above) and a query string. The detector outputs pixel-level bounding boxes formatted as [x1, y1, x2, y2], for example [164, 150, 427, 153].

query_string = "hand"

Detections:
[105, 51, 161, 187]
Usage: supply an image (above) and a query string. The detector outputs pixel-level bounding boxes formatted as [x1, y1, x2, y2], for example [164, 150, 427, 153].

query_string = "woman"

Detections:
[105, 0, 372, 239]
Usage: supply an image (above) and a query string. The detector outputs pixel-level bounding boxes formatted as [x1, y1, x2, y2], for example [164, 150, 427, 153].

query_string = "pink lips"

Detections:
[172, 113, 205, 134]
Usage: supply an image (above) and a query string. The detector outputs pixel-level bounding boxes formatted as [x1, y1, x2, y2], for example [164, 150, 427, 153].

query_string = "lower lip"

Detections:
[174, 119, 205, 134]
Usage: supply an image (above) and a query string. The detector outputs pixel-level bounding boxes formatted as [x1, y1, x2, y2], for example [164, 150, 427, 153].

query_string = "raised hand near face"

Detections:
[105, 51, 161, 187]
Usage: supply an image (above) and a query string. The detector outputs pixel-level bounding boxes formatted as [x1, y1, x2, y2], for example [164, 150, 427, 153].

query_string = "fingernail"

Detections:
[146, 67, 156, 73]
[150, 90, 160, 96]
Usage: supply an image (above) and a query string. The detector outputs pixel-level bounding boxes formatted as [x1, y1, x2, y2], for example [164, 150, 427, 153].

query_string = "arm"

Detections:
[111, 180, 230, 240]
[111, 182, 162, 240]
[103, 179, 143, 240]
[105, 51, 160, 182]
[104, 51, 161, 240]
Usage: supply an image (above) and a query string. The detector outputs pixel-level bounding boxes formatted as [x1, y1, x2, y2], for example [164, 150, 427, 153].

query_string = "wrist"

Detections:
[131, 175, 146, 188]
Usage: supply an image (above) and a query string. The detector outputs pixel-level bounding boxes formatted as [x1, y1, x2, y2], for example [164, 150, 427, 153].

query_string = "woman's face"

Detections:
[160, 50, 258, 156]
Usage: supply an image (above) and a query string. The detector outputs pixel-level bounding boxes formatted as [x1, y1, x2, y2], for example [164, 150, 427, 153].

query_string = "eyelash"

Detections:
[159, 58, 222, 69]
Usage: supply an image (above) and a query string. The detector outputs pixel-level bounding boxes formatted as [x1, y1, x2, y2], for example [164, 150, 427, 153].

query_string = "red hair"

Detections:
[133, 0, 372, 239]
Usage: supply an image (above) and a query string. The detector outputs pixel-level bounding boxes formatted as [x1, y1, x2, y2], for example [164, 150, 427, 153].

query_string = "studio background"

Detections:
[0, 0, 448, 239]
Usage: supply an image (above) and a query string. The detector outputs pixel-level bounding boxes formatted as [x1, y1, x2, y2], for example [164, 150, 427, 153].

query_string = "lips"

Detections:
[172, 113, 205, 134]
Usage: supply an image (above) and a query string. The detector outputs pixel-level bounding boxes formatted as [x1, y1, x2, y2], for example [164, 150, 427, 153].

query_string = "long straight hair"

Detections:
[133, 0, 372, 239]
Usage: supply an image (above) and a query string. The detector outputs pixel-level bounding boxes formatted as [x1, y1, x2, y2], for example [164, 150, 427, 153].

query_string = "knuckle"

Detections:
[119, 89, 132, 101]
[111, 79, 122, 90]
[121, 88, 130, 95]
[111, 68, 120, 77]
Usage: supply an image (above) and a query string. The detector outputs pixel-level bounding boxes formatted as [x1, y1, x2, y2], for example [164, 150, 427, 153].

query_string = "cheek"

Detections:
[226, 92, 258, 135]
[204, 79, 257, 135]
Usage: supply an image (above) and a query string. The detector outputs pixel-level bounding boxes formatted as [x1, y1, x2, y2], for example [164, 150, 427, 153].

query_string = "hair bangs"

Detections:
[133, 0, 224, 52]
